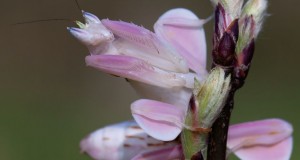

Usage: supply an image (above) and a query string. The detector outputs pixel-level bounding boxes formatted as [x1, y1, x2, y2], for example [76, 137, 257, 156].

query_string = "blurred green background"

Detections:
[0, 0, 298, 159]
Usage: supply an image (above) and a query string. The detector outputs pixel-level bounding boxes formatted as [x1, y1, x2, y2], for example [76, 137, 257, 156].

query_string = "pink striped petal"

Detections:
[102, 19, 188, 73]
[85, 55, 187, 88]
[154, 8, 207, 74]
[132, 145, 183, 160]
[228, 119, 293, 160]
[231, 137, 293, 160]
[131, 99, 186, 141]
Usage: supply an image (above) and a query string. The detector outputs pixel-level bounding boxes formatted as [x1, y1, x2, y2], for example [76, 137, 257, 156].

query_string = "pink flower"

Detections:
[69, 9, 209, 141]
[131, 67, 230, 141]
[69, 9, 207, 89]
[80, 119, 293, 160]
[69, 8, 293, 160]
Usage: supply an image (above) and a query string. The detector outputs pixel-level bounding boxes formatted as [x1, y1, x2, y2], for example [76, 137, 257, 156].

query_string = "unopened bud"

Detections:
[236, 16, 255, 54]
[213, 18, 239, 67]
[241, 0, 268, 37]
[234, 39, 255, 85]
[234, 0, 267, 84]
[194, 67, 231, 128]
[210, 0, 243, 20]
[236, 0, 267, 54]
[182, 67, 230, 158]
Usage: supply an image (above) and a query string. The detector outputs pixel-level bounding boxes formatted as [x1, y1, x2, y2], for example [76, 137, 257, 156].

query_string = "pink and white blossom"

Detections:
[69, 9, 209, 141]
[69, 6, 293, 160]
[80, 119, 293, 160]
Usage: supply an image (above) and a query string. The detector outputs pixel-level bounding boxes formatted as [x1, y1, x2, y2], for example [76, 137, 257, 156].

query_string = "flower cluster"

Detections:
[80, 119, 292, 160]
[69, 8, 208, 142]
[69, 1, 293, 159]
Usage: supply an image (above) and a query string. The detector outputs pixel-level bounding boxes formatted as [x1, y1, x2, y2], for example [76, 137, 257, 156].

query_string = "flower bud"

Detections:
[181, 68, 230, 158]
[234, 39, 255, 85]
[213, 26, 238, 67]
[194, 67, 231, 128]
[236, 0, 268, 54]
[234, 0, 267, 85]
[236, 16, 255, 54]
[213, 5, 239, 67]
[242, 0, 268, 37]
[210, 0, 243, 20]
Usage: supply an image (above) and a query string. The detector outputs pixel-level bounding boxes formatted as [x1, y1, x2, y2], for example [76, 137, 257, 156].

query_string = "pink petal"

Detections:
[131, 99, 186, 141]
[228, 119, 293, 160]
[85, 55, 187, 88]
[132, 145, 183, 160]
[102, 19, 188, 73]
[154, 8, 207, 75]
[231, 137, 293, 160]
[130, 81, 192, 112]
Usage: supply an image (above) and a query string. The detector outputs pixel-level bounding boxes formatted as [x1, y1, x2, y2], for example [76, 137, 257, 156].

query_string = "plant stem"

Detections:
[207, 88, 235, 160]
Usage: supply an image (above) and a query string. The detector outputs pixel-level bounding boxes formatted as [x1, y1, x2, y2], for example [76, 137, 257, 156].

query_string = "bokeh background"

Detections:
[0, 0, 298, 159]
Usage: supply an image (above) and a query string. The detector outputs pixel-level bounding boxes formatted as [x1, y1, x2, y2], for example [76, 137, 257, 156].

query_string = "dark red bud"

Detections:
[226, 19, 239, 43]
[241, 39, 255, 66]
[213, 19, 239, 67]
[213, 4, 226, 47]
[234, 39, 255, 88]
[213, 33, 235, 67]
